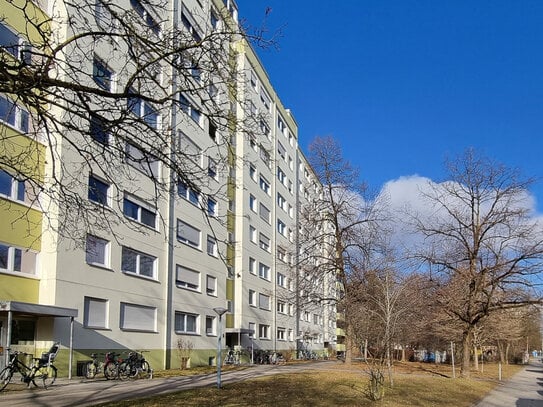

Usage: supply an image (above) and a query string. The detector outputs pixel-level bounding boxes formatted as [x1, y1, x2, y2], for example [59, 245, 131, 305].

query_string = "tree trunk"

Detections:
[461, 329, 472, 377]
[473, 345, 479, 371]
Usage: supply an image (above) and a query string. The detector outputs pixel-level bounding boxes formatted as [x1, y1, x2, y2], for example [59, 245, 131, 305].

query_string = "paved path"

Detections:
[0, 362, 328, 407]
[475, 359, 543, 407]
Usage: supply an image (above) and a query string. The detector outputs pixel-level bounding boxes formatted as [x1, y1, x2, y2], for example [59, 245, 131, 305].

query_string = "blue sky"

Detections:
[236, 1, 543, 212]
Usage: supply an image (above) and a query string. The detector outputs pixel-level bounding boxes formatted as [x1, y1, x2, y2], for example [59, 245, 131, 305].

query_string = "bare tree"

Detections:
[1, 0, 274, 244]
[410, 149, 543, 377]
[283, 135, 387, 360]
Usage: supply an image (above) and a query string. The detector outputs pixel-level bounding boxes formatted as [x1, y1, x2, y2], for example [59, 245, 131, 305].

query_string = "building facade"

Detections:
[0, 0, 337, 375]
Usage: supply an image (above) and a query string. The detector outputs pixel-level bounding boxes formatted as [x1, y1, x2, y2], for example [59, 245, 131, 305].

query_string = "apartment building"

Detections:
[0, 0, 337, 375]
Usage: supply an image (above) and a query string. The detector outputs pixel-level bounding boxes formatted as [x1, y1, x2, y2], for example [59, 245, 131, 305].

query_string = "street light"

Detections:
[213, 306, 227, 389]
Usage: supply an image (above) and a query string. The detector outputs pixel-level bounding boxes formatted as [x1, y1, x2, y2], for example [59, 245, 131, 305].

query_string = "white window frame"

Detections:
[258, 324, 270, 339]
[123, 194, 157, 229]
[249, 289, 256, 306]
[249, 257, 256, 275]
[175, 311, 199, 334]
[206, 235, 218, 257]
[0, 242, 36, 275]
[85, 234, 110, 268]
[206, 315, 216, 335]
[259, 233, 270, 252]
[125, 142, 160, 179]
[259, 293, 270, 311]
[176, 265, 200, 291]
[206, 275, 217, 296]
[84, 297, 109, 329]
[258, 262, 270, 281]
[0, 170, 27, 203]
[177, 219, 201, 249]
[88, 174, 111, 207]
[121, 246, 156, 279]
[259, 176, 270, 195]
[0, 95, 29, 133]
[249, 225, 257, 244]
[120, 302, 157, 332]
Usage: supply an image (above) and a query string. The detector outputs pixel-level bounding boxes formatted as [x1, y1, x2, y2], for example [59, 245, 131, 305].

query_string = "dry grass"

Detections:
[99, 361, 522, 407]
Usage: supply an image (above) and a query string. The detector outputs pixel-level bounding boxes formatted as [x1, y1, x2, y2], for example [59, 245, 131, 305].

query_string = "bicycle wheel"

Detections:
[140, 361, 151, 379]
[104, 362, 118, 380]
[117, 362, 131, 380]
[0, 366, 13, 391]
[35, 365, 57, 388]
[85, 362, 97, 379]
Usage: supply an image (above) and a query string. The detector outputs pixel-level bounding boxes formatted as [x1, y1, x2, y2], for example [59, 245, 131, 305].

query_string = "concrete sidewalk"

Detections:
[474, 359, 543, 407]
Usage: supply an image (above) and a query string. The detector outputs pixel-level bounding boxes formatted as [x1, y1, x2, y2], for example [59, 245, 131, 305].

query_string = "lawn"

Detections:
[98, 361, 522, 407]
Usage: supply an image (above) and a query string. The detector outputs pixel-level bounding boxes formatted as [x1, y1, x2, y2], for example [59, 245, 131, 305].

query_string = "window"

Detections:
[259, 233, 270, 252]
[179, 94, 202, 126]
[278, 116, 286, 134]
[206, 275, 217, 296]
[277, 247, 286, 263]
[181, 8, 202, 42]
[248, 100, 257, 115]
[206, 235, 217, 257]
[85, 235, 109, 267]
[84, 297, 108, 329]
[288, 329, 293, 341]
[260, 147, 271, 167]
[259, 177, 270, 195]
[288, 204, 294, 218]
[260, 89, 271, 111]
[277, 193, 286, 211]
[89, 114, 110, 145]
[258, 262, 270, 280]
[176, 265, 200, 290]
[0, 95, 29, 133]
[206, 315, 216, 335]
[178, 182, 200, 206]
[0, 170, 27, 203]
[95, 0, 118, 31]
[177, 220, 201, 248]
[175, 311, 199, 334]
[249, 289, 256, 306]
[249, 69, 258, 91]
[249, 164, 257, 181]
[121, 303, 157, 331]
[249, 226, 257, 243]
[277, 301, 286, 314]
[130, 0, 161, 36]
[127, 92, 159, 129]
[0, 21, 28, 62]
[249, 194, 257, 212]
[259, 120, 270, 139]
[207, 198, 217, 217]
[259, 203, 270, 223]
[278, 142, 286, 160]
[93, 57, 113, 90]
[179, 133, 202, 167]
[123, 195, 157, 228]
[125, 142, 160, 178]
[0, 243, 36, 274]
[210, 10, 219, 31]
[258, 324, 270, 339]
[277, 168, 286, 185]
[277, 219, 286, 236]
[249, 257, 256, 274]
[121, 246, 156, 278]
[277, 327, 286, 341]
[88, 175, 110, 206]
[208, 158, 217, 179]
[277, 272, 286, 288]
[248, 322, 256, 338]
[259, 293, 270, 310]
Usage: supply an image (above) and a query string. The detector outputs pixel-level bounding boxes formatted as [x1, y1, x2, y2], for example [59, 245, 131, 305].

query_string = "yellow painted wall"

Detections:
[0, 0, 49, 44]
[0, 274, 39, 302]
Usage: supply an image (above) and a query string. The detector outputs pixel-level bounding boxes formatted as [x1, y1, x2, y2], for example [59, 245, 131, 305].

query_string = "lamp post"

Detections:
[213, 307, 227, 389]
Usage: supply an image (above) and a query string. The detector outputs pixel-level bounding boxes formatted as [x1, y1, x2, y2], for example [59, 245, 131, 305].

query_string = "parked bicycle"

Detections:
[118, 351, 152, 380]
[0, 342, 59, 391]
[84, 353, 106, 379]
[103, 352, 123, 380]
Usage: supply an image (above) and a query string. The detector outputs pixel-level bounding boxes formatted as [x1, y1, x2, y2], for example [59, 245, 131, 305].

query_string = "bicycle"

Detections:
[85, 353, 105, 379]
[103, 352, 123, 380]
[118, 351, 152, 380]
[0, 342, 59, 391]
